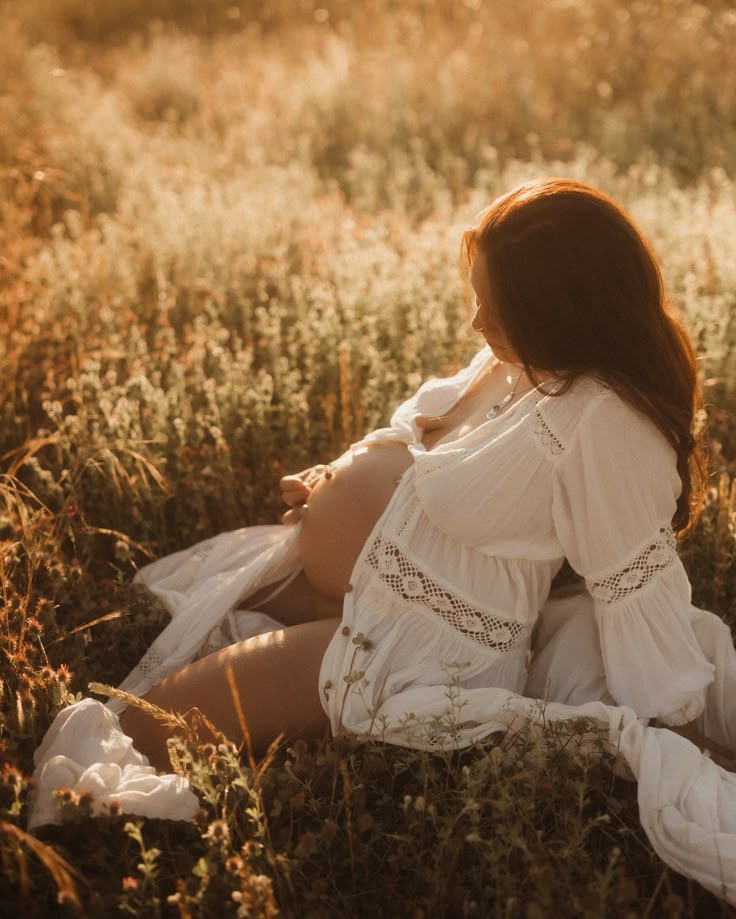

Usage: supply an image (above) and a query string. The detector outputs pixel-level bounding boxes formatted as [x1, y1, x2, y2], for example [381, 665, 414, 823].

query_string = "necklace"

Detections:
[486, 369, 527, 420]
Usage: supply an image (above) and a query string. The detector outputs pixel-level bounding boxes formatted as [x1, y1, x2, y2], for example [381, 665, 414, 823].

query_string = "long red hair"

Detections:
[462, 177, 706, 532]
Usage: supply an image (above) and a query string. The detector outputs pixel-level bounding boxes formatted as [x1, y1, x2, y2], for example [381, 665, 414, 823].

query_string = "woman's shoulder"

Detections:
[534, 374, 672, 462]
[530, 374, 608, 456]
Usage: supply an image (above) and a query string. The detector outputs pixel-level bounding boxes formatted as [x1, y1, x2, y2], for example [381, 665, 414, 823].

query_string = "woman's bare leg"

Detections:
[120, 618, 339, 771]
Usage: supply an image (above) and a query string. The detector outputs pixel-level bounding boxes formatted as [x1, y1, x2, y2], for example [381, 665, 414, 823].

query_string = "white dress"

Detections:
[317, 345, 715, 743]
[30, 346, 736, 905]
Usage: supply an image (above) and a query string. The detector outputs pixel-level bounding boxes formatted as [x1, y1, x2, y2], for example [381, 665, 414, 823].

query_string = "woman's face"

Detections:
[470, 249, 521, 364]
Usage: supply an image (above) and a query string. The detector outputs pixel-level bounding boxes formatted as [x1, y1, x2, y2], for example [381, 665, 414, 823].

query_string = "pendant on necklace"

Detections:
[486, 393, 512, 420]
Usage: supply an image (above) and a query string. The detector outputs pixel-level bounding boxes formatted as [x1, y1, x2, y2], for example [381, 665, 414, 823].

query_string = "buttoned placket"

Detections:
[324, 583, 354, 699]
[340, 582, 354, 637]
[324, 461, 417, 703]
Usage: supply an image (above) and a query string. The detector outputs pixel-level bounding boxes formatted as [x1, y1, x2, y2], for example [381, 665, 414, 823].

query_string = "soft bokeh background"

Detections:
[1, 1, 735, 914]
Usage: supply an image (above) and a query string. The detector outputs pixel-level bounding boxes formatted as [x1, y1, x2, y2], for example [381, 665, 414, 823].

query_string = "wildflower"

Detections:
[351, 632, 374, 651]
[204, 819, 230, 844]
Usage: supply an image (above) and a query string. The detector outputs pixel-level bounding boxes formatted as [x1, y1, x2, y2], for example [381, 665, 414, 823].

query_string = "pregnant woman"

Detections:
[117, 176, 730, 772]
[32, 178, 736, 901]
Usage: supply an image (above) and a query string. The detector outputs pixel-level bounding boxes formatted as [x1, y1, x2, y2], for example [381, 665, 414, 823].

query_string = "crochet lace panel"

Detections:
[366, 537, 532, 652]
[587, 526, 677, 605]
[533, 408, 564, 457]
[120, 624, 234, 697]
[122, 647, 167, 694]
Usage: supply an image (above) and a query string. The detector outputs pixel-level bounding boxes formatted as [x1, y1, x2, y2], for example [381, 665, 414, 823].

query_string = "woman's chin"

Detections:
[484, 341, 519, 364]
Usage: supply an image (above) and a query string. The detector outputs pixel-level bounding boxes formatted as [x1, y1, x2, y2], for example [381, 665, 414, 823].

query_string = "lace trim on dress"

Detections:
[533, 408, 564, 457]
[366, 536, 532, 652]
[396, 500, 421, 539]
[587, 526, 677, 605]
[123, 648, 167, 695]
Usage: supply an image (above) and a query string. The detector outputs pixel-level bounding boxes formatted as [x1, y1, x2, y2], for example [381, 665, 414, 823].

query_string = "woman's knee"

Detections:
[120, 618, 340, 770]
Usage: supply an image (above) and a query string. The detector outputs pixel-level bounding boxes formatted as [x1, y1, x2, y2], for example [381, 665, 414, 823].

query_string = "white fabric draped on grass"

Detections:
[29, 523, 736, 906]
[29, 348, 736, 905]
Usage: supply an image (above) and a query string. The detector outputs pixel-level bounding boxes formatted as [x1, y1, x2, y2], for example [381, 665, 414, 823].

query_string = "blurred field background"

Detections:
[1, 0, 735, 915]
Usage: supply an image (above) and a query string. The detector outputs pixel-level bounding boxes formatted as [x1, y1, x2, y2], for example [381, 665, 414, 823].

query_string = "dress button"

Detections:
[324, 680, 333, 690]
[341, 626, 351, 637]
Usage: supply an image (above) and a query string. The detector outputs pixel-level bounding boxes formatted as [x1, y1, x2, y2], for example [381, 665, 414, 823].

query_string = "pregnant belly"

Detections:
[299, 442, 414, 600]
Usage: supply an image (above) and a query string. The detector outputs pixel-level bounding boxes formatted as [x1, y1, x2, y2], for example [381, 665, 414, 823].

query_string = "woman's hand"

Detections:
[280, 465, 333, 525]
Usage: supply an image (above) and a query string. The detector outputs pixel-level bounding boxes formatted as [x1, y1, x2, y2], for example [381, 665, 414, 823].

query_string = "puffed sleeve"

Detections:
[551, 389, 715, 725]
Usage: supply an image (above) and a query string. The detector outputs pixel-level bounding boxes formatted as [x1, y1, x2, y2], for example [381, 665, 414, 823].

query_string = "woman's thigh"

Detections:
[121, 617, 340, 771]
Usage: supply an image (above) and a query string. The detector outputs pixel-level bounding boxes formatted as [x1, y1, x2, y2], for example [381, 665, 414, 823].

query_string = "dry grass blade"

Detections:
[89, 682, 194, 736]
[89, 681, 231, 767]
[224, 663, 284, 780]
[1, 434, 61, 477]
[82, 448, 126, 498]
[2, 820, 86, 907]
[46, 609, 125, 645]
[79, 446, 169, 501]
[120, 446, 171, 496]
[81, 526, 155, 558]
[0, 474, 53, 515]
[0, 474, 54, 648]
[225, 663, 255, 773]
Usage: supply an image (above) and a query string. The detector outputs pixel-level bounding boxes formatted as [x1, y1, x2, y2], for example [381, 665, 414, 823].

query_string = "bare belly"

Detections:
[299, 443, 414, 600]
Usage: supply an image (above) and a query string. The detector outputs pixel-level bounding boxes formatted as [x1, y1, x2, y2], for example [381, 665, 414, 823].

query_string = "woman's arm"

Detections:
[551, 391, 722, 740]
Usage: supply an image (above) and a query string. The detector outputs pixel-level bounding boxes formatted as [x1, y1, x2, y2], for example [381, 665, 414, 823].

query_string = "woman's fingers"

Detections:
[280, 466, 334, 507]
[280, 475, 311, 507]
[298, 465, 332, 482]
[281, 507, 303, 526]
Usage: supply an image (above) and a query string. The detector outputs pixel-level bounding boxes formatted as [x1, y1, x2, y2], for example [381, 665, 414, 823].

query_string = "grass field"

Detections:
[1, 1, 735, 915]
